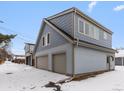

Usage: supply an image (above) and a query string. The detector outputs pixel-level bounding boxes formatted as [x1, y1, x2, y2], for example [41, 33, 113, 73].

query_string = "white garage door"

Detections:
[53, 53, 66, 74]
[36, 56, 48, 70]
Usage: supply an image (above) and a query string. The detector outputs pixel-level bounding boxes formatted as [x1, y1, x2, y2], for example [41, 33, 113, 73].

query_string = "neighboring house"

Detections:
[24, 43, 35, 66]
[115, 49, 124, 66]
[12, 55, 25, 64]
[33, 7, 116, 76]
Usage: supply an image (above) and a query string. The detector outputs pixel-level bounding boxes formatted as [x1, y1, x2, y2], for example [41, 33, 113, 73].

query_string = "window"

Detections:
[78, 18, 100, 40]
[85, 22, 90, 36]
[42, 36, 45, 46]
[104, 31, 107, 40]
[94, 27, 99, 40]
[47, 33, 50, 45]
[89, 25, 94, 38]
[42, 33, 50, 47]
[78, 19, 84, 34]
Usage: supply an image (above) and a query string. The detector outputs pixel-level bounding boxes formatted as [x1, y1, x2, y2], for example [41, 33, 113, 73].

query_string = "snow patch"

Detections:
[0, 61, 124, 91]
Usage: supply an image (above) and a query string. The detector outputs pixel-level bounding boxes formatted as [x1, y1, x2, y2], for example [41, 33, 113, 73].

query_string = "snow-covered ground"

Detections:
[0, 61, 124, 91]
[0, 61, 68, 91]
[61, 66, 124, 91]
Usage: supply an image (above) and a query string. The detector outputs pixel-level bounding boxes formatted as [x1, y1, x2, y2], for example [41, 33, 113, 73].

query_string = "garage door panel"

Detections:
[36, 56, 48, 70]
[53, 53, 66, 74]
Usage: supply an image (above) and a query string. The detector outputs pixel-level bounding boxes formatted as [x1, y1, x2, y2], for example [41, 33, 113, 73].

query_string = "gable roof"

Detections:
[33, 20, 46, 54]
[47, 7, 113, 35]
[33, 19, 74, 54]
[34, 19, 116, 54]
[33, 7, 116, 54]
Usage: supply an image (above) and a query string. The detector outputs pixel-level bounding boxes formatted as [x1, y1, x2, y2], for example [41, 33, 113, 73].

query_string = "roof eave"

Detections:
[47, 7, 113, 35]
[33, 20, 46, 54]
[74, 40, 116, 53]
[47, 7, 75, 20]
[74, 8, 113, 34]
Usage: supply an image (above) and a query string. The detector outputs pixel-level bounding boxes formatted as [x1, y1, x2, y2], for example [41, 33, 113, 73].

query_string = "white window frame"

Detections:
[42, 33, 50, 47]
[78, 18, 90, 37]
[104, 31, 107, 40]
[78, 18, 85, 35]
[89, 24, 94, 39]
[84, 21, 90, 36]
[94, 27, 99, 40]
[78, 18, 100, 40]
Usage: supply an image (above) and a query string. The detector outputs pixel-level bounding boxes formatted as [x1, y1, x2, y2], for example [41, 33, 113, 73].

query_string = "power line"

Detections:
[0, 26, 33, 42]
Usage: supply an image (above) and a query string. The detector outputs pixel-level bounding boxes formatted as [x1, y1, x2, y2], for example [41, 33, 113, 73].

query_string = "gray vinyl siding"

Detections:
[36, 24, 68, 52]
[49, 12, 74, 37]
[48, 12, 112, 49]
[74, 13, 112, 48]
[74, 46, 114, 74]
[35, 43, 73, 75]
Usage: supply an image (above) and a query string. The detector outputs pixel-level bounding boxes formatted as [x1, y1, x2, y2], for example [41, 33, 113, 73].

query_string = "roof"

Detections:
[115, 49, 124, 57]
[47, 7, 113, 34]
[33, 7, 115, 54]
[24, 42, 35, 50]
[33, 20, 46, 54]
[25, 42, 35, 45]
[33, 19, 116, 54]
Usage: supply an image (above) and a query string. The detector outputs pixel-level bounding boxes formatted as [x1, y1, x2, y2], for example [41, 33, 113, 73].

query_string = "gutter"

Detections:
[73, 40, 116, 53]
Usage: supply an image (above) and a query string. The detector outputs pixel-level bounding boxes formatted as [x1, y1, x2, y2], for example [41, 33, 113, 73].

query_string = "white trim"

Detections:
[45, 34, 48, 46]
[47, 8, 74, 20]
[78, 18, 85, 35]
[44, 19, 73, 44]
[89, 24, 94, 39]
[76, 9, 113, 35]
[42, 33, 51, 47]
[104, 31, 107, 40]
[84, 21, 90, 36]
[94, 26, 99, 40]
[78, 17, 100, 40]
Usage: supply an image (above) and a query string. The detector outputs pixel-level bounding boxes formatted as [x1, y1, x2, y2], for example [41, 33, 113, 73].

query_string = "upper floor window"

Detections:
[78, 19, 84, 34]
[89, 25, 94, 38]
[42, 33, 50, 47]
[78, 18, 99, 40]
[85, 22, 90, 36]
[42, 36, 45, 46]
[94, 27, 99, 40]
[104, 31, 107, 40]
[47, 33, 50, 45]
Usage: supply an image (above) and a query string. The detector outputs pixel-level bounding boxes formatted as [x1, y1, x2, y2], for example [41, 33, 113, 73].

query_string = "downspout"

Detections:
[72, 8, 79, 77]
[72, 8, 76, 77]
